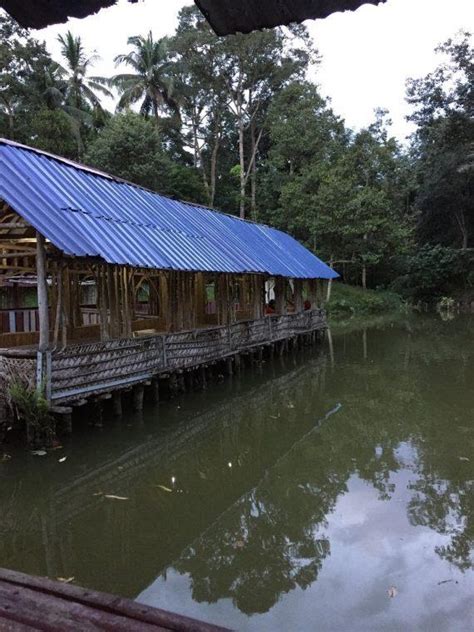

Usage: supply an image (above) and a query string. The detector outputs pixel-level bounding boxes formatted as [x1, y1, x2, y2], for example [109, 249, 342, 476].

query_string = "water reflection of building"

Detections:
[0, 349, 334, 599]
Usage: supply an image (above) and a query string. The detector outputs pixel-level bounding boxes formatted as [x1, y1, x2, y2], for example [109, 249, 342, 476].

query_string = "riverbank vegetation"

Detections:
[0, 9, 472, 302]
[327, 283, 403, 318]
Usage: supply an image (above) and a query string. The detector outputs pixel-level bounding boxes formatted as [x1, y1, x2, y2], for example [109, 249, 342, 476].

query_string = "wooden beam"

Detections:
[0, 250, 36, 258]
[0, 222, 30, 229]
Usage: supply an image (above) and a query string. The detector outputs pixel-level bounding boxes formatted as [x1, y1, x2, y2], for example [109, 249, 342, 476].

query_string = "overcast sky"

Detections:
[36, 0, 473, 141]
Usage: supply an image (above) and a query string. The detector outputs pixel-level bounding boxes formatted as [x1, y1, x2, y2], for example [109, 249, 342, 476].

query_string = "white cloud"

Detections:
[35, 0, 473, 140]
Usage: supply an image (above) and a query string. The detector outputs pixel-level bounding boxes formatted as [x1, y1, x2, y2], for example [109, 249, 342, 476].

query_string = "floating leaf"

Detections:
[198, 471, 207, 479]
[458, 456, 470, 461]
[57, 577, 75, 584]
[287, 403, 295, 409]
[156, 485, 172, 493]
[104, 494, 129, 501]
[31, 450, 47, 456]
[233, 540, 245, 549]
[58, 456, 67, 463]
[387, 586, 398, 598]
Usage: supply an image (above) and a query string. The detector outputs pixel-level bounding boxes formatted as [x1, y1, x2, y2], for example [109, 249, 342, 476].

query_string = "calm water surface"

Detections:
[1, 315, 473, 630]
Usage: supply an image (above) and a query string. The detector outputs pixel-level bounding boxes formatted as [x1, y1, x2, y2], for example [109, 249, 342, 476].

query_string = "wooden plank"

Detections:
[0, 568, 229, 631]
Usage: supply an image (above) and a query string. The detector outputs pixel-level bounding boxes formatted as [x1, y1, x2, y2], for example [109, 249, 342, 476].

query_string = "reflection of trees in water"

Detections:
[174, 317, 473, 612]
[408, 476, 474, 571]
[175, 438, 339, 615]
[399, 318, 474, 572]
[344, 317, 474, 572]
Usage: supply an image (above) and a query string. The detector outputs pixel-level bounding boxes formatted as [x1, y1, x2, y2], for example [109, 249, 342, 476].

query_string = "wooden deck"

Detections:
[0, 568, 229, 631]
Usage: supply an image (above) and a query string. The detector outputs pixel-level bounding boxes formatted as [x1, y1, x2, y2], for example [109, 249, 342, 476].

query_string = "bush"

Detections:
[391, 245, 474, 301]
[8, 382, 55, 447]
[327, 283, 403, 317]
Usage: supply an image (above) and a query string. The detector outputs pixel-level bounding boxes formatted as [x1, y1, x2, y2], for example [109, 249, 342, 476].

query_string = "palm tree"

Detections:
[54, 31, 112, 157]
[112, 32, 180, 126]
[57, 31, 111, 111]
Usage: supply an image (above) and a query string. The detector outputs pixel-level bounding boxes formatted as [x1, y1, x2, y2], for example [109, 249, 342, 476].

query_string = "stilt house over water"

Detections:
[0, 139, 337, 412]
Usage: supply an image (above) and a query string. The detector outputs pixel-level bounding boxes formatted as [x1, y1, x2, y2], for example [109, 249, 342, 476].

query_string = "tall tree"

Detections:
[169, 6, 229, 207]
[406, 31, 473, 249]
[112, 31, 179, 127]
[263, 86, 412, 287]
[55, 31, 111, 157]
[219, 25, 313, 219]
[57, 31, 111, 111]
[85, 112, 204, 202]
[0, 14, 54, 140]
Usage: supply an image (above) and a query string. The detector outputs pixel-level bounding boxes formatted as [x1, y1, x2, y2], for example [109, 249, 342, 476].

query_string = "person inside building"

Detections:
[265, 299, 276, 314]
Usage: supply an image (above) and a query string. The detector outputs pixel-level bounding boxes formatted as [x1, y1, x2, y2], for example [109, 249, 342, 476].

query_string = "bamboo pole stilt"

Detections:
[36, 232, 49, 352]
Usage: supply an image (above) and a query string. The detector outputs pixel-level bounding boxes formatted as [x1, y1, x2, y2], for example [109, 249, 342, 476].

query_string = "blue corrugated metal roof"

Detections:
[0, 139, 338, 279]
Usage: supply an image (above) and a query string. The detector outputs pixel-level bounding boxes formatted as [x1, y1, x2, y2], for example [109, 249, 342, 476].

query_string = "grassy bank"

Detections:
[326, 283, 404, 319]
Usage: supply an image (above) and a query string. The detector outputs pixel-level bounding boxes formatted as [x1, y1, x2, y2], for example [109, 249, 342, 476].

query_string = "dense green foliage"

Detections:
[0, 8, 472, 300]
[327, 283, 403, 318]
[392, 246, 474, 301]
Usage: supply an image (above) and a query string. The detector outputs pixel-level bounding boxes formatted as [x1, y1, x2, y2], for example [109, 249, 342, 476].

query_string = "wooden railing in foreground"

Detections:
[0, 309, 326, 405]
[0, 567, 229, 631]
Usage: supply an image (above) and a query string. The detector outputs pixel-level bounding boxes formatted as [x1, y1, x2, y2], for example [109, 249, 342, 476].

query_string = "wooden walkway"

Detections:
[1, 309, 326, 407]
[0, 568, 229, 631]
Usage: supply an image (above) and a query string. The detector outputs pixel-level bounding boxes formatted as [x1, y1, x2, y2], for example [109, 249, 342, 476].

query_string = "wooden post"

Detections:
[294, 279, 304, 312]
[133, 384, 144, 412]
[112, 392, 122, 417]
[195, 272, 205, 327]
[275, 277, 285, 315]
[53, 267, 62, 347]
[150, 379, 160, 404]
[36, 232, 49, 351]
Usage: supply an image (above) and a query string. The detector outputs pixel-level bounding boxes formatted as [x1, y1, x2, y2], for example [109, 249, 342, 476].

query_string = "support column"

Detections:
[294, 279, 304, 312]
[275, 277, 286, 315]
[36, 232, 49, 351]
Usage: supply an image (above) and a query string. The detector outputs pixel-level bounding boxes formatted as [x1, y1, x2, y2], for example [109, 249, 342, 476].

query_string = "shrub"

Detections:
[327, 283, 403, 317]
[8, 382, 55, 447]
[391, 245, 474, 301]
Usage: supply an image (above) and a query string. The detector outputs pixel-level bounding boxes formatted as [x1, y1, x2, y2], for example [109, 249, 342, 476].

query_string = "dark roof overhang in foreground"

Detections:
[195, 0, 385, 36]
[0, 139, 338, 280]
[0, 0, 385, 32]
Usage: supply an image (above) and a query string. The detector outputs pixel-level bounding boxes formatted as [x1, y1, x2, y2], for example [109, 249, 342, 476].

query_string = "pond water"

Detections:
[0, 315, 473, 630]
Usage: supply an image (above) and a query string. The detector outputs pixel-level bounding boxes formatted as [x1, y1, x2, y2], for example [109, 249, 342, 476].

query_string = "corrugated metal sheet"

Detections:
[0, 139, 338, 280]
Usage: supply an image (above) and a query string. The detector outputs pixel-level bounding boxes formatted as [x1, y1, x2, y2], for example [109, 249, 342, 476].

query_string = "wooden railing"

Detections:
[0, 309, 326, 405]
[0, 308, 40, 333]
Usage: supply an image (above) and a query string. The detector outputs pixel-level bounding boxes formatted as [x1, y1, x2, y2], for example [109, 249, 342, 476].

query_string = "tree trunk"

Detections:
[455, 209, 468, 249]
[209, 111, 221, 207]
[362, 264, 367, 289]
[239, 115, 246, 219]
[250, 118, 257, 220]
